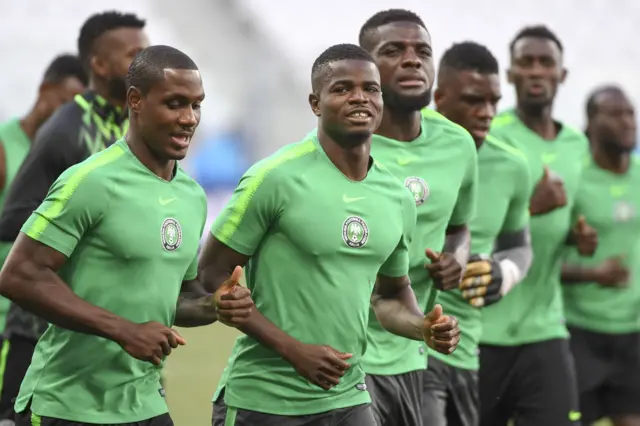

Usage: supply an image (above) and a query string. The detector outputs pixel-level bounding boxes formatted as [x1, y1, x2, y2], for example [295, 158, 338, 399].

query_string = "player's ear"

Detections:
[309, 92, 321, 117]
[559, 68, 568, 84]
[90, 54, 108, 79]
[433, 87, 445, 109]
[127, 86, 142, 113]
[506, 67, 515, 85]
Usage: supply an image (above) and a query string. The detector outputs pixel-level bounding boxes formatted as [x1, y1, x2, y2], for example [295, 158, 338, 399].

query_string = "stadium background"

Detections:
[1, 0, 639, 424]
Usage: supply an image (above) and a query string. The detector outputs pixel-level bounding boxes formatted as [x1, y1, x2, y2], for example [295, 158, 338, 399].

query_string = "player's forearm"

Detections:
[493, 228, 532, 295]
[371, 286, 424, 341]
[0, 264, 132, 342]
[175, 294, 217, 327]
[444, 224, 471, 267]
[561, 264, 600, 285]
[238, 310, 304, 364]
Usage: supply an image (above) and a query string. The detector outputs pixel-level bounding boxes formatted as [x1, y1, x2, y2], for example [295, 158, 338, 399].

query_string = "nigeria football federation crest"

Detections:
[404, 176, 429, 205]
[342, 216, 369, 248]
[613, 201, 635, 223]
[161, 218, 182, 251]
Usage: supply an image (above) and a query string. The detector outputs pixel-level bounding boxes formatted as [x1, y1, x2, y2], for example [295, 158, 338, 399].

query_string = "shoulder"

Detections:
[55, 141, 128, 189]
[243, 137, 319, 185]
[490, 109, 519, 132]
[560, 123, 589, 147]
[175, 167, 207, 207]
[34, 99, 83, 144]
[484, 135, 530, 181]
[421, 109, 476, 154]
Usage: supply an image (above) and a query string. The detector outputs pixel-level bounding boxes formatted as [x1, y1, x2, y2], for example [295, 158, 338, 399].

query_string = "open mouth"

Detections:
[346, 110, 373, 124]
[170, 134, 191, 148]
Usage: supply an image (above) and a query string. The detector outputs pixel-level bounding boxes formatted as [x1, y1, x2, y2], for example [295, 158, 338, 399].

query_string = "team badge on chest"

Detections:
[161, 218, 182, 251]
[342, 216, 369, 248]
[613, 201, 635, 223]
[404, 176, 429, 205]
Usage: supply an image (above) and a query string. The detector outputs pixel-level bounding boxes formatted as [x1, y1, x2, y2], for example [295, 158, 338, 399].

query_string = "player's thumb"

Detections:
[425, 249, 440, 262]
[328, 347, 353, 360]
[218, 266, 243, 292]
[542, 166, 550, 181]
[576, 215, 587, 231]
[425, 304, 443, 323]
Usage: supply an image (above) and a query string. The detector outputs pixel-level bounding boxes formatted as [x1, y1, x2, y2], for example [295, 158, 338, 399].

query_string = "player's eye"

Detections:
[418, 48, 432, 58]
[366, 86, 380, 93]
[192, 103, 201, 110]
[332, 86, 349, 94]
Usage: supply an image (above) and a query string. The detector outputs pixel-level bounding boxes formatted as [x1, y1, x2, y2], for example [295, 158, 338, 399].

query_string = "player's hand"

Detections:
[425, 249, 463, 291]
[287, 343, 352, 390]
[594, 257, 629, 288]
[118, 321, 186, 366]
[214, 266, 254, 327]
[460, 254, 503, 307]
[423, 304, 460, 355]
[571, 215, 598, 256]
[529, 166, 567, 215]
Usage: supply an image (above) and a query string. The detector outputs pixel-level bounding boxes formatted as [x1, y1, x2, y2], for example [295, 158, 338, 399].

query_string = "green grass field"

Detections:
[164, 324, 613, 426]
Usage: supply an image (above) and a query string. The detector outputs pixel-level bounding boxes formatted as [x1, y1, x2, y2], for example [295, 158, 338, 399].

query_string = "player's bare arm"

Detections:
[372, 274, 460, 354]
[564, 214, 598, 256]
[461, 228, 533, 307]
[0, 234, 184, 366]
[173, 276, 253, 328]
[425, 224, 468, 291]
[200, 235, 351, 390]
[562, 257, 629, 288]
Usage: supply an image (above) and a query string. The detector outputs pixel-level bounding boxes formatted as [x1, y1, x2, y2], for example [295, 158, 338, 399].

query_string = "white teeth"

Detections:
[350, 112, 369, 118]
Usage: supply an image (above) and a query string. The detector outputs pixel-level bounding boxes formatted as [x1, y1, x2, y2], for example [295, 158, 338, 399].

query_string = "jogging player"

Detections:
[0, 53, 87, 373]
[205, 43, 460, 426]
[479, 26, 598, 426]
[562, 86, 640, 426]
[0, 45, 253, 426]
[357, 10, 476, 426]
[0, 11, 149, 419]
[424, 41, 533, 426]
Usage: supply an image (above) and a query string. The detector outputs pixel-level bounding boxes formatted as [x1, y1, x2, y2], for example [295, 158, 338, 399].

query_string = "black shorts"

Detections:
[0, 335, 36, 420]
[365, 370, 423, 426]
[479, 339, 581, 426]
[569, 326, 640, 423]
[212, 390, 375, 426]
[422, 356, 478, 426]
[15, 410, 173, 426]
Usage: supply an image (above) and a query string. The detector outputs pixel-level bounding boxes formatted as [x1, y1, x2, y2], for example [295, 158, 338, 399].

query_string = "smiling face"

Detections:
[309, 59, 383, 147]
[127, 68, 205, 160]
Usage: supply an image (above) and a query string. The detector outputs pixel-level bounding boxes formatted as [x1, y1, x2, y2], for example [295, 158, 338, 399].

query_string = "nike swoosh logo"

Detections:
[159, 197, 177, 206]
[397, 157, 414, 166]
[343, 195, 365, 203]
[541, 153, 557, 164]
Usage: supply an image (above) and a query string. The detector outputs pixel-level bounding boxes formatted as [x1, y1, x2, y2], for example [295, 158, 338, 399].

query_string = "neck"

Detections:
[126, 127, 175, 181]
[375, 106, 422, 142]
[591, 141, 630, 174]
[20, 103, 48, 141]
[91, 77, 125, 110]
[317, 127, 371, 181]
[516, 102, 557, 140]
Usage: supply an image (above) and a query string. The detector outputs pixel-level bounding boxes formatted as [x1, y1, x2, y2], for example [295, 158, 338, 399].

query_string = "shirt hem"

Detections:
[223, 392, 371, 416]
[480, 329, 569, 347]
[566, 321, 640, 335]
[428, 351, 478, 371]
[25, 400, 168, 424]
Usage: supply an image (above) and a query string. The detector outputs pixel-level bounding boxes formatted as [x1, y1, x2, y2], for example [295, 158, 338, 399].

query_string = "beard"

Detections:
[382, 87, 432, 113]
[107, 76, 128, 103]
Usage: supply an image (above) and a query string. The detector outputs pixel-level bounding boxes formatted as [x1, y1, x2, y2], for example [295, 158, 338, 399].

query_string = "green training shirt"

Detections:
[481, 109, 589, 346]
[362, 109, 478, 376]
[0, 118, 32, 328]
[563, 155, 640, 334]
[15, 139, 207, 423]
[211, 135, 416, 416]
[430, 135, 531, 370]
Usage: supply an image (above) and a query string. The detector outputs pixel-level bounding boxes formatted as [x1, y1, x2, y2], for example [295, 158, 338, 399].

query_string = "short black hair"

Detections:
[509, 25, 563, 55]
[311, 43, 375, 92]
[126, 45, 199, 94]
[359, 9, 426, 51]
[78, 11, 146, 69]
[42, 54, 88, 86]
[586, 85, 626, 119]
[439, 42, 499, 76]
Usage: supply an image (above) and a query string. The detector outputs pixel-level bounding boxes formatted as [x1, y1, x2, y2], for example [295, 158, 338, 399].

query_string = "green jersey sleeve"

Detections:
[211, 167, 282, 256]
[21, 165, 107, 257]
[501, 154, 532, 233]
[449, 135, 479, 226]
[379, 191, 417, 278]
[184, 198, 207, 282]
